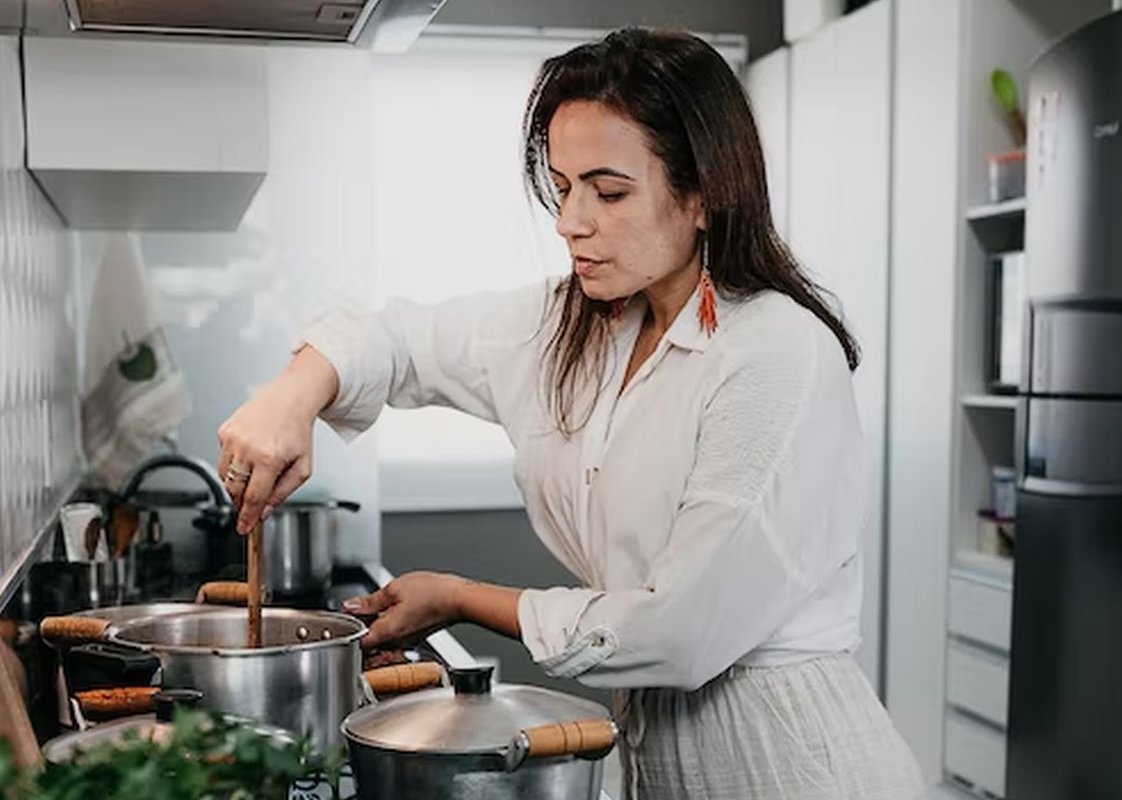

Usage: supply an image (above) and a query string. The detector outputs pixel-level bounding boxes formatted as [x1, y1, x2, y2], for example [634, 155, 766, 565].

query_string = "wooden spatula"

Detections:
[247, 520, 264, 648]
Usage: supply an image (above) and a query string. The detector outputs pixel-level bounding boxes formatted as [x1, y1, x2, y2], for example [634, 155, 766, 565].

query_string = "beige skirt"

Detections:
[613, 654, 926, 800]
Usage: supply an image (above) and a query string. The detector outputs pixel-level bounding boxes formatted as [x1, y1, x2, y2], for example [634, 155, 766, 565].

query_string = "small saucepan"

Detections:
[196, 498, 361, 599]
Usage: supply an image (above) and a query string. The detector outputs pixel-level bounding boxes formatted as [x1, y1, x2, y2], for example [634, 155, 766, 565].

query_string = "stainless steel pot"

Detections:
[109, 607, 366, 754]
[197, 498, 360, 598]
[264, 499, 360, 598]
[74, 602, 220, 626]
[342, 665, 617, 800]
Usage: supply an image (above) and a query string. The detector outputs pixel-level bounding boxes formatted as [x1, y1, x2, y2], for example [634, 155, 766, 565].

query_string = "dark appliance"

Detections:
[1007, 10, 1122, 800]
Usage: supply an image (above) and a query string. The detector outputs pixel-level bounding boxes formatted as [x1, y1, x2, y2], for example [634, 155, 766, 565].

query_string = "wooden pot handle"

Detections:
[363, 662, 444, 695]
[39, 616, 110, 645]
[513, 719, 618, 765]
[195, 581, 269, 606]
[74, 686, 160, 719]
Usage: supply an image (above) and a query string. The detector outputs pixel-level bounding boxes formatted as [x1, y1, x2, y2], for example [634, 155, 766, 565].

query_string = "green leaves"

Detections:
[991, 69, 1021, 114]
[1, 709, 341, 800]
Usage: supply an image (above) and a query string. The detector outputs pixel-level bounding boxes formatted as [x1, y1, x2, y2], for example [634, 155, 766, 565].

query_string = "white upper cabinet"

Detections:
[744, 47, 791, 239]
[787, 0, 893, 694]
[23, 38, 269, 231]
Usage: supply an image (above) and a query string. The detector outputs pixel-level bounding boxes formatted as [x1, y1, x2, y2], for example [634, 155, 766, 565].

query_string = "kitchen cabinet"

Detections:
[947, 570, 1012, 653]
[23, 38, 268, 231]
[944, 711, 1008, 798]
[743, 47, 790, 238]
[886, 0, 1079, 795]
[787, 0, 892, 692]
[946, 640, 1010, 728]
[752, 0, 1106, 792]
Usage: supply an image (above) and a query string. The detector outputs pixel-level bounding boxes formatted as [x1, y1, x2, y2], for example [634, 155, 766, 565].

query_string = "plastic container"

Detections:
[988, 150, 1026, 203]
[991, 466, 1017, 521]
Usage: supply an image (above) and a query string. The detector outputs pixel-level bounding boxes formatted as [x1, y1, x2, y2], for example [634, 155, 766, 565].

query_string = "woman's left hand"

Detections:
[343, 572, 468, 650]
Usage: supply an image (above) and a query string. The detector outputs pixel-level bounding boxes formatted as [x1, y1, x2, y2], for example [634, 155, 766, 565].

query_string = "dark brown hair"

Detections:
[523, 28, 860, 435]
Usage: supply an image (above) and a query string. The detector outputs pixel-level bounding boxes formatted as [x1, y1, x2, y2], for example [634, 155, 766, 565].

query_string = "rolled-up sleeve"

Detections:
[518, 322, 866, 691]
[299, 281, 553, 441]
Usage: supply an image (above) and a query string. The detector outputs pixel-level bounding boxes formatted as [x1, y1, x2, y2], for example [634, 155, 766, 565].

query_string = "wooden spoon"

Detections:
[247, 521, 264, 648]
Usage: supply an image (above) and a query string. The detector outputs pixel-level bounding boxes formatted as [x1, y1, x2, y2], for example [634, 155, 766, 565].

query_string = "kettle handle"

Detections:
[507, 719, 618, 771]
[39, 616, 111, 646]
[194, 581, 271, 606]
[363, 662, 444, 696]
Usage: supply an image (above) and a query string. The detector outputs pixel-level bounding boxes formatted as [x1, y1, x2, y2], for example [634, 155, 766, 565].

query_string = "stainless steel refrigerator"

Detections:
[1007, 10, 1122, 800]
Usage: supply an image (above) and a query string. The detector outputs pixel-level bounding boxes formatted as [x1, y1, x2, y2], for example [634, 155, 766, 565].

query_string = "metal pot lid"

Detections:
[342, 665, 611, 754]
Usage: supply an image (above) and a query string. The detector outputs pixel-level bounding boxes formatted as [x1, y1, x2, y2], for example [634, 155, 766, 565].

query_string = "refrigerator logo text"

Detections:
[1092, 121, 1119, 139]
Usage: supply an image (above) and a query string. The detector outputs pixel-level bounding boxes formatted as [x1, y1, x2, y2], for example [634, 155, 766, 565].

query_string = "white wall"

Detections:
[0, 36, 80, 575]
[77, 45, 384, 566]
[365, 40, 569, 512]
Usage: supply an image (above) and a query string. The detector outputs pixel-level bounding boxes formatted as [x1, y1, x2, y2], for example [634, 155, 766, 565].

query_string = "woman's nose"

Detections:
[555, 194, 594, 239]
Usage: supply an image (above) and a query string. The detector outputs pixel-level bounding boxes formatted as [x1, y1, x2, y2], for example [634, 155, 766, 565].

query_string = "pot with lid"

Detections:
[342, 665, 617, 800]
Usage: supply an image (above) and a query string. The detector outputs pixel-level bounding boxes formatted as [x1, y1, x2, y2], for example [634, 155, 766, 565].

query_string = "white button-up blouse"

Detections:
[302, 279, 869, 692]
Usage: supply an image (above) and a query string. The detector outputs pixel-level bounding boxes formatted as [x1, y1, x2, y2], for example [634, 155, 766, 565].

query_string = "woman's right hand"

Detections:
[217, 346, 339, 534]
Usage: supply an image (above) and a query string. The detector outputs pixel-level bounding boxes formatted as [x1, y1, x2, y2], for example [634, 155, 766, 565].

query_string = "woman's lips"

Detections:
[573, 257, 603, 277]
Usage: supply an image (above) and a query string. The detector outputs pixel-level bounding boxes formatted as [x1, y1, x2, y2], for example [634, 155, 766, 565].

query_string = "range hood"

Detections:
[43, 0, 448, 52]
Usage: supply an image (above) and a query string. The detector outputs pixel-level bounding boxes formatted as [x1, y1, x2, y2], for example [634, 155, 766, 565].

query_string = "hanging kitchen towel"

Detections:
[81, 233, 191, 487]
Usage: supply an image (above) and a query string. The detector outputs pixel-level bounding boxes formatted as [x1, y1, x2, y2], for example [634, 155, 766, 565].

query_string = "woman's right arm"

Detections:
[219, 280, 553, 533]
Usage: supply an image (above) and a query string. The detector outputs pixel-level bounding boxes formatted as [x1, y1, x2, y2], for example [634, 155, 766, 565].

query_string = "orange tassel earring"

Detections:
[697, 237, 718, 337]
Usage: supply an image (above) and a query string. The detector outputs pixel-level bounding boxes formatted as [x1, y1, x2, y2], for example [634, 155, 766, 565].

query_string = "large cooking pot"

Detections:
[342, 665, 617, 800]
[107, 607, 366, 754]
[197, 498, 360, 598]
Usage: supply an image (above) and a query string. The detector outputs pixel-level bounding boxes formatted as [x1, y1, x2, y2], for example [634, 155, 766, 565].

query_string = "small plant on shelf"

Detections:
[986, 68, 1027, 204]
[991, 68, 1027, 147]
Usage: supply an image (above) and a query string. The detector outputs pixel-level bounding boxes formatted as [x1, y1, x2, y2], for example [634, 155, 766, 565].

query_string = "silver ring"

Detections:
[225, 467, 251, 484]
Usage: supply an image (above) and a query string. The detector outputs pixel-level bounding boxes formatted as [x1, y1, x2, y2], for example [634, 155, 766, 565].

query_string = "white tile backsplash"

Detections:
[0, 36, 80, 574]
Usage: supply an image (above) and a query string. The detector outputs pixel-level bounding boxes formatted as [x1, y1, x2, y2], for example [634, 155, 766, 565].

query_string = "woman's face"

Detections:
[548, 100, 705, 302]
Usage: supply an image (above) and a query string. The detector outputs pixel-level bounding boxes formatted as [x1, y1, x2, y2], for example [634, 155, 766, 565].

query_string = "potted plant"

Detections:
[988, 68, 1027, 202]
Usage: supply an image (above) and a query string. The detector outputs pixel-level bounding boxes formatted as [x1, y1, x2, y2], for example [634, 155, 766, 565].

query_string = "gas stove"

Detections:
[1, 559, 475, 746]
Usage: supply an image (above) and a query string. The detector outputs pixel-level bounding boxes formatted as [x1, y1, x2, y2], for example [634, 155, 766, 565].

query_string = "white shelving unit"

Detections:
[944, 182, 1024, 798]
[960, 393, 1018, 411]
[965, 197, 1027, 221]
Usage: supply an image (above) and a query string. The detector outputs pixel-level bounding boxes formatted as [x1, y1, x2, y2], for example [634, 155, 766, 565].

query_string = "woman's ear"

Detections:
[692, 195, 707, 231]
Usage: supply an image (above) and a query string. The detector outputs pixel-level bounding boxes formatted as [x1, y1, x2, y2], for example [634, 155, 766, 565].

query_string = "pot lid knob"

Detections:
[449, 665, 494, 695]
[154, 689, 204, 722]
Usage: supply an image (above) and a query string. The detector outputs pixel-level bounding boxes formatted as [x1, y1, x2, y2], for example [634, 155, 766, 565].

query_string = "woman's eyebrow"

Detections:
[549, 165, 636, 182]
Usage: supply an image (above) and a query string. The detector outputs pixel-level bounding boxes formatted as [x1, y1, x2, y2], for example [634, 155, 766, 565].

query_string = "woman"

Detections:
[218, 28, 924, 800]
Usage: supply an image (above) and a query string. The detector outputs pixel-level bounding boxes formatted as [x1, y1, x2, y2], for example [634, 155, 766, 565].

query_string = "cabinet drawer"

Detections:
[948, 572, 1012, 651]
[947, 642, 1009, 727]
[945, 712, 1007, 798]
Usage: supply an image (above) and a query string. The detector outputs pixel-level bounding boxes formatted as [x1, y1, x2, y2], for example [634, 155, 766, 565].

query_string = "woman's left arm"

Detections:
[345, 572, 523, 649]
